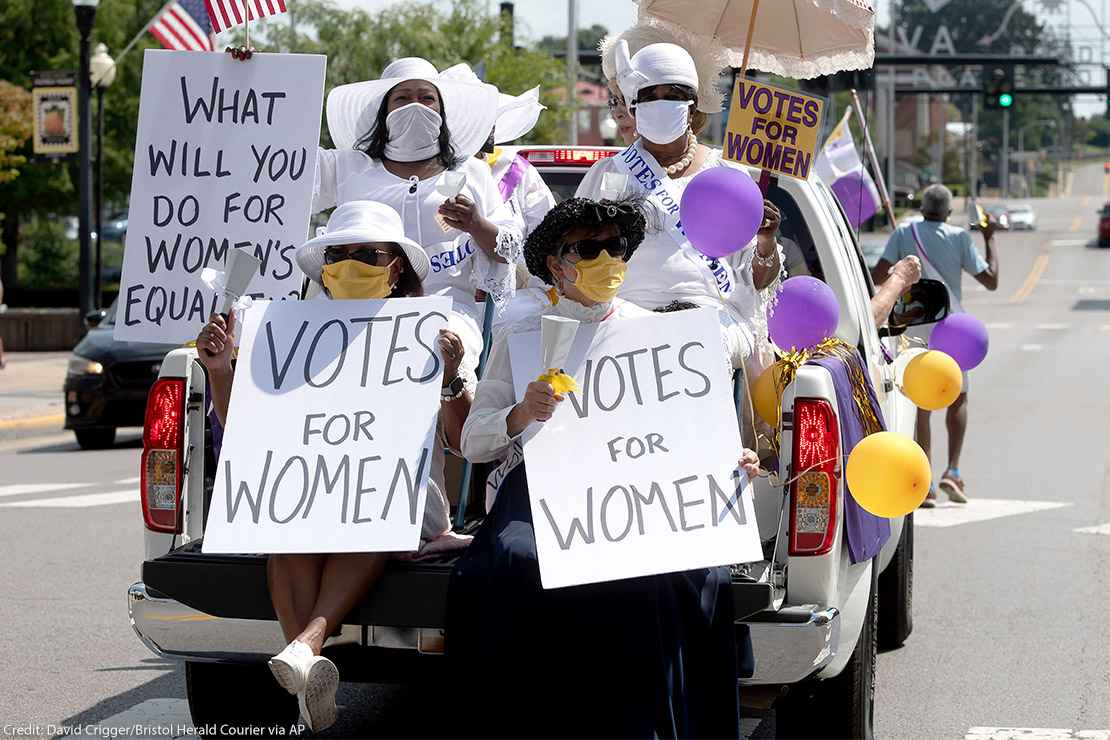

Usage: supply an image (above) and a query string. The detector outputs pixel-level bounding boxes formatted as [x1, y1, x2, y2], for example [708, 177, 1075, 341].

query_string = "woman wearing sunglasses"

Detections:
[195, 201, 472, 733]
[445, 197, 761, 738]
[578, 41, 784, 380]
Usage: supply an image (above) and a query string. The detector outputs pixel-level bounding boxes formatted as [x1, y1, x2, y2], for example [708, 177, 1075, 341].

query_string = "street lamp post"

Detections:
[73, 0, 100, 321]
[90, 43, 116, 311]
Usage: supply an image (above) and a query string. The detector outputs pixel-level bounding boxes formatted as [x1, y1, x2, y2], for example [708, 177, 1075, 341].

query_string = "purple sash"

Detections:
[809, 352, 891, 564]
[498, 155, 528, 202]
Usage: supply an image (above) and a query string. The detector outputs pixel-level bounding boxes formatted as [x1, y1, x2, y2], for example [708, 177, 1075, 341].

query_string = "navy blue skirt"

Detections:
[446, 463, 744, 739]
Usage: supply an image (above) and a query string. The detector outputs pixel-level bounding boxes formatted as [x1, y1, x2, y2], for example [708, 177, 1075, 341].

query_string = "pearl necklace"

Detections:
[662, 131, 698, 176]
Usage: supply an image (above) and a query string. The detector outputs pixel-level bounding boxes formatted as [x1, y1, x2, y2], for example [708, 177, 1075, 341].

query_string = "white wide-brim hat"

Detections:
[440, 63, 546, 144]
[296, 200, 431, 286]
[326, 57, 500, 159]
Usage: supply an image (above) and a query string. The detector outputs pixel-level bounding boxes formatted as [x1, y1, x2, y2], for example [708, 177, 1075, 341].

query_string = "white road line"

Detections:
[1020, 344, 1043, 352]
[1074, 522, 1110, 536]
[114, 476, 141, 484]
[1050, 239, 1091, 247]
[915, 499, 1071, 528]
[0, 483, 91, 499]
[985, 322, 1013, 330]
[1079, 286, 1099, 296]
[1101, 325, 1110, 332]
[0, 489, 135, 508]
[967, 728, 1110, 739]
[1036, 323, 1069, 331]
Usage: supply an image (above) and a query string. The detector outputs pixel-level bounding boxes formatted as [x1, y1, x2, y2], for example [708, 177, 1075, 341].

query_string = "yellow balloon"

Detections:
[902, 350, 962, 411]
[752, 362, 784, 426]
[846, 432, 932, 517]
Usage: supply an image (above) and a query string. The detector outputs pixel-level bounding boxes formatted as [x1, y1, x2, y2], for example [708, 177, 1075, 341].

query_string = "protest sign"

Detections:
[201, 296, 450, 554]
[508, 308, 763, 589]
[723, 79, 825, 181]
[115, 50, 326, 344]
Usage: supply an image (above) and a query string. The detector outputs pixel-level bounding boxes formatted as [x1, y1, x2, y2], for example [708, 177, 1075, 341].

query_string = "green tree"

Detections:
[0, 80, 32, 184]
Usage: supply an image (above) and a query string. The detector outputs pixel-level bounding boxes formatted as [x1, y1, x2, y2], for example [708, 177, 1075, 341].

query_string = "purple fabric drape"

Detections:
[809, 352, 891, 564]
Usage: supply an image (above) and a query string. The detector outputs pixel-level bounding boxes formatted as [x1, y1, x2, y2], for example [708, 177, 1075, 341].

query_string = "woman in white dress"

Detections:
[577, 41, 785, 374]
[314, 57, 524, 386]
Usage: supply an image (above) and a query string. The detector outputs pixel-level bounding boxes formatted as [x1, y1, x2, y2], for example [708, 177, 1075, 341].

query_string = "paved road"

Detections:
[2, 163, 1109, 739]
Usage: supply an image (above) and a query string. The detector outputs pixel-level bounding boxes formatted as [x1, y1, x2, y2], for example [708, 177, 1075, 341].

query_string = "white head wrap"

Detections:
[600, 23, 727, 113]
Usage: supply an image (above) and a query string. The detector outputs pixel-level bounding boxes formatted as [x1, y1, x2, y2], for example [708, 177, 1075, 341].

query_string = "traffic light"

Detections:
[983, 65, 1015, 110]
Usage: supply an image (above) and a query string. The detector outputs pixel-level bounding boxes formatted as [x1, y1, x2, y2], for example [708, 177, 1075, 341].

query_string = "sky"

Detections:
[329, 0, 637, 43]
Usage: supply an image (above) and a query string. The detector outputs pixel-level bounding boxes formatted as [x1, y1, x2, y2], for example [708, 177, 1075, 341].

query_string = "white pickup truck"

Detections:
[127, 147, 947, 739]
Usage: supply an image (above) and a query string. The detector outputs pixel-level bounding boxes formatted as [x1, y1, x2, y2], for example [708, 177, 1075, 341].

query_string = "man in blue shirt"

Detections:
[872, 184, 999, 507]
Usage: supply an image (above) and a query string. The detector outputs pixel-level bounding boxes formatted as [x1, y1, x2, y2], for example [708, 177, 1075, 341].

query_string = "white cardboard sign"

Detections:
[202, 296, 450, 554]
[507, 308, 763, 589]
[115, 50, 326, 344]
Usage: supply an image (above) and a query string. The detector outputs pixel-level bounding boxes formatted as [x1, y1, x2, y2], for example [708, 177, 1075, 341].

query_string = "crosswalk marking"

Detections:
[985, 322, 1013, 330]
[1020, 344, 1043, 352]
[94, 698, 197, 738]
[915, 499, 1070, 528]
[0, 489, 135, 509]
[1074, 522, 1110, 536]
[1035, 323, 1069, 331]
[0, 482, 91, 499]
[967, 728, 1110, 739]
[115, 476, 141, 484]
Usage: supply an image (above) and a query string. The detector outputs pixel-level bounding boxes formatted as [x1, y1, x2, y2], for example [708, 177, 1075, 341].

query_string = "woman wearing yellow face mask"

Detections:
[195, 201, 473, 733]
[445, 197, 761, 738]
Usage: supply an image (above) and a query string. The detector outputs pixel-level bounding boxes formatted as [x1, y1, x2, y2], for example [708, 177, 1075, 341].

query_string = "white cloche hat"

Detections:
[296, 201, 430, 285]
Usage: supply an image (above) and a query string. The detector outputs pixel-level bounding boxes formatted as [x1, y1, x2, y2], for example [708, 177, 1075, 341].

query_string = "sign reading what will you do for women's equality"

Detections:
[508, 309, 763, 589]
[115, 50, 326, 344]
[202, 297, 450, 554]
[724, 79, 825, 181]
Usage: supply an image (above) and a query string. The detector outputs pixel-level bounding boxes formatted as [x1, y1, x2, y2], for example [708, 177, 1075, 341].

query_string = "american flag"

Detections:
[149, 0, 215, 52]
[205, 0, 288, 34]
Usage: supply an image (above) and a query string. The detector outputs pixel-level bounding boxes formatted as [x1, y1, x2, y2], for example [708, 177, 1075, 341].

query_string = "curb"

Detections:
[0, 414, 66, 442]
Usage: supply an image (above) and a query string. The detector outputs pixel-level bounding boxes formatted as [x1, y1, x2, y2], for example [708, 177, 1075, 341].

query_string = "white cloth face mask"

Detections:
[633, 99, 692, 145]
[384, 102, 443, 162]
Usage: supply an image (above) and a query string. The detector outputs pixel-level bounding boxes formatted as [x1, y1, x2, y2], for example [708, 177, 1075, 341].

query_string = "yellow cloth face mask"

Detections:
[569, 250, 628, 303]
[321, 258, 396, 299]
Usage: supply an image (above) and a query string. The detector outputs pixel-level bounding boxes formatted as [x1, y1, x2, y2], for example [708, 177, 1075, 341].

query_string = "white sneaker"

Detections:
[298, 655, 339, 733]
[268, 640, 313, 695]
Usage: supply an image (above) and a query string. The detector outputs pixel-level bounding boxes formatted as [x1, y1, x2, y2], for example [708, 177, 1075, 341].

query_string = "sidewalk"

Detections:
[0, 352, 69, 440]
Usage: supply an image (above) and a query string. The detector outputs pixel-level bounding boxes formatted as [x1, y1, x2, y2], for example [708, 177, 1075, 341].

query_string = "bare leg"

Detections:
[945, 393, 968, 473]
[295, 553, 389, 655]
[267, 554, 326, 644]
[915, 408, 932, 466]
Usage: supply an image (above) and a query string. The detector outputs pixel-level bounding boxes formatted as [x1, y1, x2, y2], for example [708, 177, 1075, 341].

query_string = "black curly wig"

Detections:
[524, 197, 648, 287]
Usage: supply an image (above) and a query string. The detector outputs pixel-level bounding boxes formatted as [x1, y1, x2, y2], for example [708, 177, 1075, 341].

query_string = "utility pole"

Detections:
[1001, 107, 1010, 199]
[886, 3, 898, 206]
[567, 0, 578, 145]
[971, 93, 979, 197]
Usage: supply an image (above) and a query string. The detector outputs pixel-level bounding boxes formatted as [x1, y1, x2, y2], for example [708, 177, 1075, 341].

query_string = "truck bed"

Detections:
[142, 539, 778, 630]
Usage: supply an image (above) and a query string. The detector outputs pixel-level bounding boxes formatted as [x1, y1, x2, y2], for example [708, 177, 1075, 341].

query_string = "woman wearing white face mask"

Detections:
[577, 41, 786, 378]
[312, 58, 525, 394]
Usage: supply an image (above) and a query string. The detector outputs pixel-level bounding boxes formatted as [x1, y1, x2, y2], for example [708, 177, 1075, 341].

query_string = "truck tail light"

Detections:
[140, 378, 185, 534]
[789, 398, 840, 556]
[519, 148, 617, 166]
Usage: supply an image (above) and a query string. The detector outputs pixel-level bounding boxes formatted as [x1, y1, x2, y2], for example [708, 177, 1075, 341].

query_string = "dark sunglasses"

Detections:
[323, 245, 397, 267]
[561, 235, 631, 262]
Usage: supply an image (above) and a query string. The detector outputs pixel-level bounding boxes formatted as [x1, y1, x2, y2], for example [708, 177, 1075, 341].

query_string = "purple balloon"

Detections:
[768, 276, 840, 350]
[679, 167, 764, 259]
[929, 314, 989, 370]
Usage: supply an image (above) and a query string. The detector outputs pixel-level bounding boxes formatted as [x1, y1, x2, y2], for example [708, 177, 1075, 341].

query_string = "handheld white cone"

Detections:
[540, 315, 579, 371]
[435, 171, 468, 231]
[218, 248, 263, 314]
[600, 172, 630, 201]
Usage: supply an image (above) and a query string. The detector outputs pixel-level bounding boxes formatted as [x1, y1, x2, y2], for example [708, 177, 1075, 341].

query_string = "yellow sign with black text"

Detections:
[724, 79, 825, 181]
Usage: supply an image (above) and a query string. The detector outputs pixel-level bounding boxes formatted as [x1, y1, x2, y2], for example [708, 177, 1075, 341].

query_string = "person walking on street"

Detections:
[872, 184, 999, 507]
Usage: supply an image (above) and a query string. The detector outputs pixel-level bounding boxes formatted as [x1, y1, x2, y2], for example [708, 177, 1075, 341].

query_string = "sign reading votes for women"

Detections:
[508, 309, 763, 589]
[115, 50, 326, 344]
[201, 297, 450, 554]
[724, 79, 825, 181]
